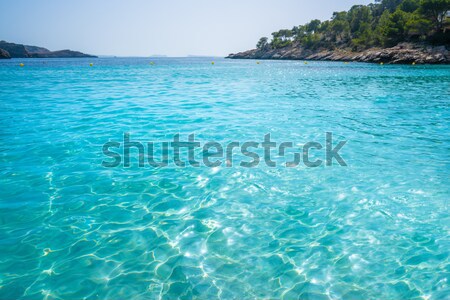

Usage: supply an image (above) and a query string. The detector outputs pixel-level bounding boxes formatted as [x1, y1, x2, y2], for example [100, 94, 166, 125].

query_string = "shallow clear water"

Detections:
[0, 57, 449, 299]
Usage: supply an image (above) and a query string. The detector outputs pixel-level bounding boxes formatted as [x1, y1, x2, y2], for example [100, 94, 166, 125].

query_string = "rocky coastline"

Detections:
[0, 48, 10, 59]
[0, 40, 96, 59]
[227, 43, 450, 64]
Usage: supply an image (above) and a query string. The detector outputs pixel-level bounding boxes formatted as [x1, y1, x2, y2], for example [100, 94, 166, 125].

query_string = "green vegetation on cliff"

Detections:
[257, 0, 449, 52]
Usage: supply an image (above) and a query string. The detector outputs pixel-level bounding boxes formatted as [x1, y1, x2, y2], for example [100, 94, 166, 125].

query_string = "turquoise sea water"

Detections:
[0, 58, 449, 299]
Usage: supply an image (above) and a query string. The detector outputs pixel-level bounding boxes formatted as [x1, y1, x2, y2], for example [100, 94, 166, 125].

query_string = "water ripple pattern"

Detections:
[0, 58, 449, 300]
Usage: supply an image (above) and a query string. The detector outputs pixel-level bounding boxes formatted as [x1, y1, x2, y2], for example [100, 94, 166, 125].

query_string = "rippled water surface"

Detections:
[0, 58, 449, 299]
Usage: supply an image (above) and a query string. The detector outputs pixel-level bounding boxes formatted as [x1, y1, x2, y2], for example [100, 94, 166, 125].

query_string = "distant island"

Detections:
[228, 0, 450, 64]
[0, 40, 96, 59]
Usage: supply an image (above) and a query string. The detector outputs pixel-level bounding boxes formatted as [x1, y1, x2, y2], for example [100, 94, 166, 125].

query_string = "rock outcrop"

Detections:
[0, 48, 10, 59]
[227, 43, 450, 64]
[0, 41, 29, 58]
[0, 41, 96, 58]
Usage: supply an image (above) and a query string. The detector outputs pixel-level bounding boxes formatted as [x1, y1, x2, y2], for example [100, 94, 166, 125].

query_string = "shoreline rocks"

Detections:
[0, 48, 10, 59]
[227, 43, 449, 64]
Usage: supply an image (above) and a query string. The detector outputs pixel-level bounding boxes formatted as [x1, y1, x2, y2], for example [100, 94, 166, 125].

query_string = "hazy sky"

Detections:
[0, 0, 373, 57]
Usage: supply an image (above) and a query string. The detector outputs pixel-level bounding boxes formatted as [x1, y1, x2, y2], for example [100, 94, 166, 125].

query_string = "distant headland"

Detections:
[227, 0, 449, 64]
[0, 40, 96, 59]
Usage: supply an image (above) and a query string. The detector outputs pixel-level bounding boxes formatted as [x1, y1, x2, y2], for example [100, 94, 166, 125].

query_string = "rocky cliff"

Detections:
[0, 48, 10, 59]
[227, 43, 450, 64]
[0, 41, 96, 59]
